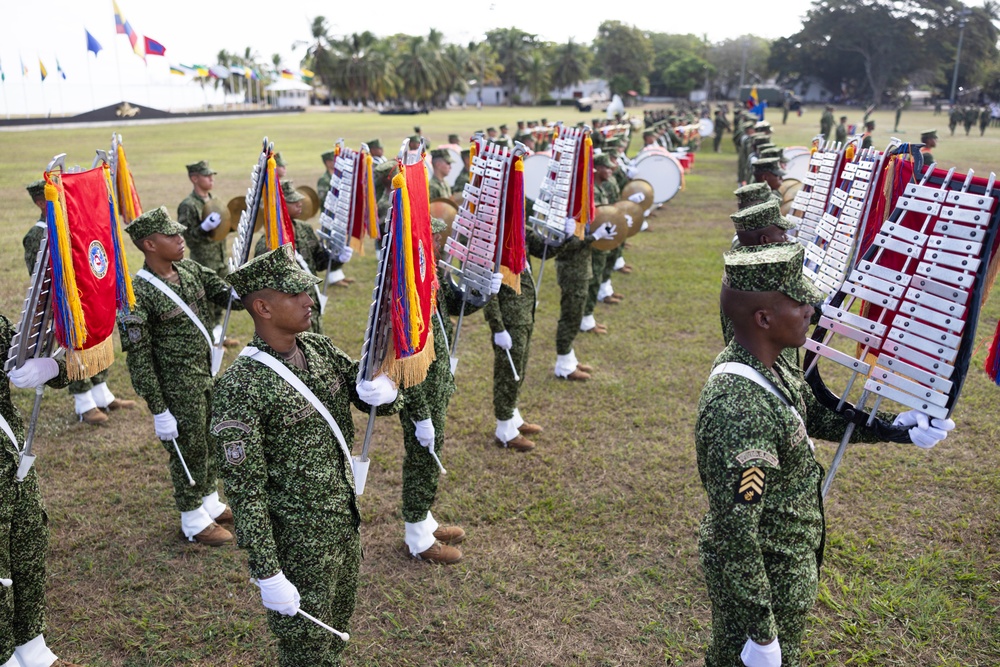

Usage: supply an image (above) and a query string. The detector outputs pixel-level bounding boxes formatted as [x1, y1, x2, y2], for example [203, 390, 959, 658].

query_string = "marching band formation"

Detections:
[1, 104, 998, 666]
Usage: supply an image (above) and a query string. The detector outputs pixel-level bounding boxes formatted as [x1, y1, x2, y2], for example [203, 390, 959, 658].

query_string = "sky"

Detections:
[0, 0, 987, 116]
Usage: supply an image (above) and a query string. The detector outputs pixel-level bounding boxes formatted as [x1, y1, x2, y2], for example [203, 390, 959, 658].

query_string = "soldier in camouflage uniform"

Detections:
[396, 219, 502, 563]
[368, 138, 385, 166]
[119, 207, 243, 546]
[581, 154, 621, 335]
[451, 148, 471, 195]
[212, 245, 400, 667]
[752, 158, 784, 202]
[737, 122, 757, 185]
[22, 180, 135, 426]
[860, 120, 875, 149]
[963, 105, 977, 136]
[484, 227, 548, 452]
[697, 243, 954, 667]
[713, 109, 731, 153]
[948, 105, 961, 136]
[819, 105, 835, 140]
[919, 129, 937, 165]
[979, 106, 991, 136]
[428, 149, 453, 200]
[317, 150, 337, 203]
[254, 181, 353, 335]
[0, 317, 82, 667]
[834, 116, 848, 145]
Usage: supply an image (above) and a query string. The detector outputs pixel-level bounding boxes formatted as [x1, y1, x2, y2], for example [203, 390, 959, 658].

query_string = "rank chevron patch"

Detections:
[736, 466, 765, 505]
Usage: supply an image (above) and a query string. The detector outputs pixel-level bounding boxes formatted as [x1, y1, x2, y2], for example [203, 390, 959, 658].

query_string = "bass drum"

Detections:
[782, 146, 812, 183]
[778, 178, 803, 217]
[632, 153, 684, 204]
[522, 153, 551, 202]
[698, 117, 714, 137]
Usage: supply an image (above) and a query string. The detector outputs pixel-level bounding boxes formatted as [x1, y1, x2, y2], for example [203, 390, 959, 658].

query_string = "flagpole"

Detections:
[86, 55, 96, 111]
[20, 58, 29, 118]
[111, 25, 125, 102]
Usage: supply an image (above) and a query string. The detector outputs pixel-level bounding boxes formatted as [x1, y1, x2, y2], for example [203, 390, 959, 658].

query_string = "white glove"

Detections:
[337, 246, 353, 264]
[592, 223, 617, 240]
[356, 374, 398, 406]
[493, 330, 513, 350]
[153, 410, 179, 441]
[628, 192, 646, 204]
[258, 571, 301, 616]
[7, 358, 59, 389]
[740, 636, 781, 667]
[0, 577, 11, 587]
[200, 211, 223, 232]
[625, 166, 638, 179]
[413, 418, 435, 448]
[490, 272, 503, 295]
[894, 410, 955, 450]
[564, 216, 577, 236]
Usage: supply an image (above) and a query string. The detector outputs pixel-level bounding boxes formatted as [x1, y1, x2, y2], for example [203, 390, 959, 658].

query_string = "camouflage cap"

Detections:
[367, 138, 382, 150]
[408, 135, 421, 144]
[273, 152, 286, 168]
[227, 243, 320, 298]
[430, 217, 446, 234]
[374, 160, 398, 180]
[865, 120, 875, 130]
[125, 205, 187, 241]
[321, 150, 336, 163]
[753, 157, 785, 177]
[642, 127, 656, 137]
[186, 160, 217, 176]
[724, 243, 824, 305]
[447, 134, 460, 144]
[594, 153, 615, 168]
[755, 142, 776, 153]
[515, 131, 533, 142]
[921, 129, 938, 141]
[281, 180, 305, 203]
[26, 179, 46, 200]
[499, 124, 508, 131]
[754, 120, 772, 131]
[730, 199, 796, 232]
[413, 126, 421, 133]
[486, 126, 497, 133]
[751, 134, 771, 146]
[760, 147, 785, 162]
[430, 148, 453, 163]
[733, 183, 773, 210]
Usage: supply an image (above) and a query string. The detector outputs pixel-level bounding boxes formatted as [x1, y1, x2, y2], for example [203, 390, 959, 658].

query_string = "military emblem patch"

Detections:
[736, 466, 765, 505]
[88, 240, 108, 279]
[224, 440, 247, 466]
[418, 240, 427, 281]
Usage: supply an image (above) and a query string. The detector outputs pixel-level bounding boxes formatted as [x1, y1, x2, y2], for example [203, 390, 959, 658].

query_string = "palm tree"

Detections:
[486, 28, 537, 106]
[394, 35, 441, 106]
[524, 50, 551, 105]
[326, 32, 398, 104]
[467, 42, 503, 105]
[550, 39, 591, 104]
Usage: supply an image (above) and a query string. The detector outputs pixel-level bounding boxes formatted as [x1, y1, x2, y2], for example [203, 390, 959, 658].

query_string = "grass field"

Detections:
[0, 104, 998, 666]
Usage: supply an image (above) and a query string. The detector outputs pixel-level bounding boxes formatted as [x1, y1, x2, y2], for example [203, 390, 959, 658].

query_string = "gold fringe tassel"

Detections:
[380, 329, 436, 389]
[500, 265, 521, 293]
[66, 336, 114, 381]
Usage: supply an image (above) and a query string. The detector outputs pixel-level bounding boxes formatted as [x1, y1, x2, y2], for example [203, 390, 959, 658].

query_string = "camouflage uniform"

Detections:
[178, 189, 228, 328]
[0, 315, 68, 663]
[451, 166, 470, 195]
[963, 106, 977, 136]
[585, 178, 621, 318]
[118, 258, 240, 513]
[835, 120, 848, 145]
[554, 232, 592, 356]
[698, 245, 901, 666]
[428, 176, 451, 201]
[317, 171, 333, 203]
[819, 108, 834, 139]
[212, 329, 399, 667]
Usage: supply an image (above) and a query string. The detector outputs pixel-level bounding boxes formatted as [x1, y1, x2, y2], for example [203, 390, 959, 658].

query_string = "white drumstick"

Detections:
[298, 608, 350, 642]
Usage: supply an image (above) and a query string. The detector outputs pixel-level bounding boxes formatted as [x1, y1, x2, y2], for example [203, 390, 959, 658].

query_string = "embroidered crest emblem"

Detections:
[88, 240, 108, 279]
[418, 240, 427, 281]
[224, 440, 247, 466]
[736, 467, 765, 505]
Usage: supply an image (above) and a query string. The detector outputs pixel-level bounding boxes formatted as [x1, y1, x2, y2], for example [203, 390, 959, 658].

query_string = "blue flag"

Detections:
[86, 29, 103, 56]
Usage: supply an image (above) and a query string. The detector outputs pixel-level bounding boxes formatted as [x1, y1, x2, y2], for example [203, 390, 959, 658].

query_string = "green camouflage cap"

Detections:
[864, 120, 875, 130]
[374, 160, 398, 180]
[430, 148, 453, 163]
[730, 199, 796, 232]
[642, 127, 656, 137]
[460, 147, 471, 156]
[754, 120, 772, 131]
[753, 157, 785, 177]
[413, 126, 421, 133]
[594, 153, 615, 168]
[733, 183, 773, 210]
[760, 147, 785, 162]
[26, 179, 46, 200]
[273, 152, 286, 168]
[755, 143, 777, 154]
[430, 217, 446, 234]
[227, 243, 320, 298]
[125, 205, 187, 241]
[447, 134, 460, 144]
[921, 129, 938, 141]
[724, 242, 824, 305]
[486, 126, 497, 133]
[367, 138, 382, 150]
[321, 150, 336, 163]
[186, 160, 216, 176]
[281, 180, 305, 203]
[408, 135, 420, 143]
[751, 134, 771, 146]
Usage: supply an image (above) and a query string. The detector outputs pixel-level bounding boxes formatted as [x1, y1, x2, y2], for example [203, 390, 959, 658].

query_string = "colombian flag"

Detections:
[113, 0, 144, 60]
[39, 59, 47, 81]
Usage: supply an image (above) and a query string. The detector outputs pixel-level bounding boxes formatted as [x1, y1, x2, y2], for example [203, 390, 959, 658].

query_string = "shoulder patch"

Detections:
[735, 449, 779, 468]
[212, 419, 251, 435]
[736, 466, 766, 505]
[223, 440, 247, 466]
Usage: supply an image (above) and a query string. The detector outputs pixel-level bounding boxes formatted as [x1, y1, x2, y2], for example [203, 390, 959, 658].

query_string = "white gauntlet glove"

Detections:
[258, 571, 301, 616]
[628, 192, 646, 204]
[337, 246, 354, 264]
[413, 418, 435, 448]
[625, 166, 639, 179]
[592, 223, 616, 240]
[7, 358, 59, 389]
[563, 216, 577, 236]
[893, 410, 956, 449]
[356, 374, 398, 406]
[200, 211, 223, 232]
[490, 272, 503, 295]
[493, 330, 513, 350]
[740, 637, 781, 667]
[153, 410, 179, 441]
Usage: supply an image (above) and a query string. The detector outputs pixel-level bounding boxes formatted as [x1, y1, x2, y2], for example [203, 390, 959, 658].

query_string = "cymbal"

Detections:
[204, 197, 233, 241]
[429, 197, 459, 241]
[227, 195, 263, 233]
[613, 199, 645, 238]
[590, 205, 628, 251]
[298, 185, 321, 220]
[778, 179, 802, 217]
[620, 179, 655, 214]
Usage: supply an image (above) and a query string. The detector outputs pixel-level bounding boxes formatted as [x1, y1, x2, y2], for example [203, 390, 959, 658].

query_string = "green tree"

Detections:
[661, 54, 715, 98]
[524, 49, 551, 104]
[467, 41, 503, 105]
[550, 38, 592, 104]
[708, 36, 771, 99]
[647, 33, 706, 97]
[394, 35, 442, 105]
[486, 28, 538, 106]
[593, 21, 653, 102]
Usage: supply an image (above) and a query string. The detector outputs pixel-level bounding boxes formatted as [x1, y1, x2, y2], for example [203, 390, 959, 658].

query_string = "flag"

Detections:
[300, 67, 314, 81]
[187, 64, 209, 77]
[21, 57, 28, 76]
[260, 152, 296, 252]
[229, 65, 244, 77]
[113, 0, 144, 60]
[245, 67, 258, 80]
[39, 59, 48, 81]
[0, 59, 5, 82]
[750, 85, 759, 104]
[56, 59, 66, 80]
[169, 65, 186, 76]
[499, 154, 527, 291]
[143, 36, 166, 57]
[86, 29, 103, 56]
[280, 69, 294, 79]
[43, 166, 135, 379]
[381, 159, 439, 388]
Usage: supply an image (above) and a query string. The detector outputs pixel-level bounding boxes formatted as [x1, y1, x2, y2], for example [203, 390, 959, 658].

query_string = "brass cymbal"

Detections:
[226, 195, 263, 233]
[203, 197, 233, 241]
[590, 205, 628, 251]
[778, 178, 802, 217]
[298, 185, 321, 220]
[429, 197, 459, 241]
[620, 179, 655, 214]
[613, 199, 645, 238]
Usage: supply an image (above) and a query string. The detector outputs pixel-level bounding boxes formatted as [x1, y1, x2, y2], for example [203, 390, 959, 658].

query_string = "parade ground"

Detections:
[0, 105, 997, 665]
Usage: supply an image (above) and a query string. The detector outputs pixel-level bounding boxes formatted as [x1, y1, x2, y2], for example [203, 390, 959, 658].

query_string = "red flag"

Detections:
[143, 36, 166, 57]
[499, 155, 527, 292]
